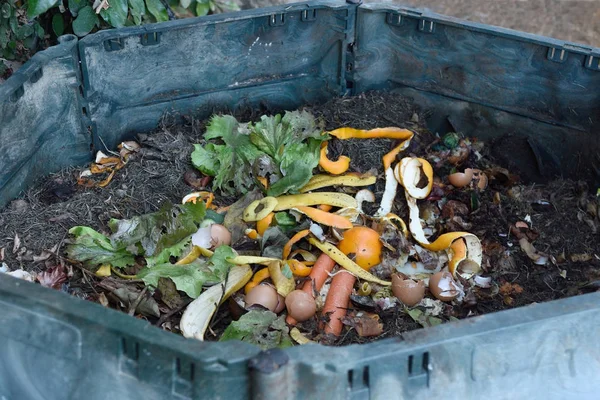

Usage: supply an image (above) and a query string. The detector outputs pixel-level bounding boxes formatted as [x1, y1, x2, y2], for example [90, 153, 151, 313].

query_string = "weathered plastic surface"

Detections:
[1, 1, 600, 398]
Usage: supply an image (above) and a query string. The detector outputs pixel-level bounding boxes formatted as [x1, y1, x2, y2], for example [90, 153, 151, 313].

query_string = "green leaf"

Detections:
[260, 226, 289, 259]
[34, 23, 45, 39]
[9, 14, 18, 34]
[191, 143, 221, 176]
[219, 310, 293, 350]
[145, 0, 169, 22]
[68, 0, 86, 16]
[28, 0, 59, 18]
[406, 308, 443, 328]
[1, 4, 11, 19]
[205, 209, 225, 224]
[100, 0, 128, 28]
[109, 201, 206, 257]
[195, 1, 210, 16]
[66, 226, 136, 269]
[52, 14, 64, 36]
[274, 212, 296, 227]
[180, 0, 192, 8]
[128, 0, 146, 25]
[200, 115, 265, 196]
[72, 6, 98, 37]
[267, 160, 313, 197]
[137, 261, 215, 298]
[15, 24, 33, 40]
[138, 245, 235, 298]
[145, 236, 191, 267]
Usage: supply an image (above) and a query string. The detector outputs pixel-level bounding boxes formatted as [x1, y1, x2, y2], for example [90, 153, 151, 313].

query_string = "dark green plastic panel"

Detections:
[352, 4, 600, 184]
[78, 0, 352, 150]
[0, 36, 91, 208]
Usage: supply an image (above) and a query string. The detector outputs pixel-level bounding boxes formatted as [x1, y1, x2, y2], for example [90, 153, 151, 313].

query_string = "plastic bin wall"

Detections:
[0, 36, 91, 207]
[1, 1, 600, 399]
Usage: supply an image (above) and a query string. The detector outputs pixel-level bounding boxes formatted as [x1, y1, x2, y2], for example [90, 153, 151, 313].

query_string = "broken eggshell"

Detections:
[391, 274, 425, 306]
[191, 223, 232, 249]
[448, 168, 474, 188]
[428, 271, 460, 301]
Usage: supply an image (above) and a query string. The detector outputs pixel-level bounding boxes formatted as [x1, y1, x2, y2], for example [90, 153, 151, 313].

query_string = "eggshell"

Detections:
[392, 274, 425, 306]
[428, 271, 459, 301]
[285, 290, 317, 321]
[448, 169, 474, 188]
[246, 284, 279, 312]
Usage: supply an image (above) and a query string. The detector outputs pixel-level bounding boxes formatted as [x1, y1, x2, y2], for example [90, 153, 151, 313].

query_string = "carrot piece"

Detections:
[321, 271, 356, 336]
[256, 213, 274, 236]
[286, 254, 336, 325]
[294, 206, 353, 229]
[244, 268, 270, 294]
[318, 204, 333, 212]
[282, 229, 310, 260]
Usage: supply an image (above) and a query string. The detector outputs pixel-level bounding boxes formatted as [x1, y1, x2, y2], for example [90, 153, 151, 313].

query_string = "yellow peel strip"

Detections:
[308, 237, 391, 286]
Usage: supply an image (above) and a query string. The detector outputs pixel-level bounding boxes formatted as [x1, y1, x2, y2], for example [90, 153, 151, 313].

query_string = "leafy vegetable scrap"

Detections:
[191, 111, 327, 197]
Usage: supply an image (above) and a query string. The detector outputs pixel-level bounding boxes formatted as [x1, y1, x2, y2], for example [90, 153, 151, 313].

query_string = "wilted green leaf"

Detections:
[52, 14, 64, 36]
[180, 0, 192, 8]
[66, 226, 136, 269]
[220, 310, 293, 350]
[138, 245, 235, 298]
[406, 308, 443, 328]
[260, 226, 289, 259]
[28, 0, 59, 18]
[145, 236, 191, 267]
[109, 201, 206, 257]
[1, 3, 11, 19]
[72, 6, 98, 37]
[15, 25, 33, 40]
[145, 0, 169, 22]
[100, 0, 128, 28]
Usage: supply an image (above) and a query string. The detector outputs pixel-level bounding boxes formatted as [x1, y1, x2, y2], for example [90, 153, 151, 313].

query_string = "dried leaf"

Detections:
[342, 312, 383, 337]
[518, 238, 548, 265]
[0, 248, 4, 261]
[98, 292, 109, 307]
[37, 265, 67, 289]
[12, 234, 20, 254]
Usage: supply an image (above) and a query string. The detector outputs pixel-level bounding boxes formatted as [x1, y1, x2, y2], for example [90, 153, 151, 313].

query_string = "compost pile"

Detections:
[1, 92, 599, 348]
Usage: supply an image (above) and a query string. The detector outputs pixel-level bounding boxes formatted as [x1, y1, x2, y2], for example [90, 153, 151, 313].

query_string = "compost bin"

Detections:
[1, 1, 599, 399]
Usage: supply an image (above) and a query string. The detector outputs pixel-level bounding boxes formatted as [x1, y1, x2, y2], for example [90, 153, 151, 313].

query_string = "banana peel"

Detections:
[180, 265, 252, 341]
[299, 173, 376, 193]
[274, 192, 358, 210]
[267, 261, 295, 296]
[308, 238, 391, 286]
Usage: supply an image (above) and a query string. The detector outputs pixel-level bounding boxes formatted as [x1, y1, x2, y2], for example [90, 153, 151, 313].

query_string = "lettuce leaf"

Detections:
[109, 201, 206, 257]
[191, 111, 326, 197]
[66, 226, 135, 269]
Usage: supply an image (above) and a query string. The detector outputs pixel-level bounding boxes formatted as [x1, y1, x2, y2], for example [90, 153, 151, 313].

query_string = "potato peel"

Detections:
[308, 238, 391, 286]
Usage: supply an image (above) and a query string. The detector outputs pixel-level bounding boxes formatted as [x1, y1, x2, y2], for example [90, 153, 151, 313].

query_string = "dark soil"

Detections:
[0, 92, 598, 345]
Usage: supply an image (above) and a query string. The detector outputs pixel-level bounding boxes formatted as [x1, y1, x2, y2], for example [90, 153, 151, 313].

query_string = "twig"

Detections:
[155, 299, 193, 327]
[128, 286, 148, 316]
[159, 0, 176, 20]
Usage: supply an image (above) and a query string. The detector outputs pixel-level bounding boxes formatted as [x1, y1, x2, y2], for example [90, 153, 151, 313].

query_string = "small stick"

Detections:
[128, 286, 148, 316]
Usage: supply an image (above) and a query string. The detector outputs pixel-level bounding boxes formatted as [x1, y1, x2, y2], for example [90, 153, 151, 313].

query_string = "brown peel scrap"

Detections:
[518, 238, 549, 265]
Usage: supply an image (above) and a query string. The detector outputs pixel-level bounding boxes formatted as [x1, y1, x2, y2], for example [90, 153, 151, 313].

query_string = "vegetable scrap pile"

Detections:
[1, 92, 598, 349]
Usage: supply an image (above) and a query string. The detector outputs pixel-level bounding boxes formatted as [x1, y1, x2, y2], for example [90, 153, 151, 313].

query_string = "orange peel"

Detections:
[293, 206, 353, 229]
[394, 157, 433, 199]
[256, 212, 274, 236]
[282, 229, 310, 259]
[328, 127, 414, 141]
[287, 259, 312, 277]
[244, 267, 271, 294]
[319, 142, 350, 175]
